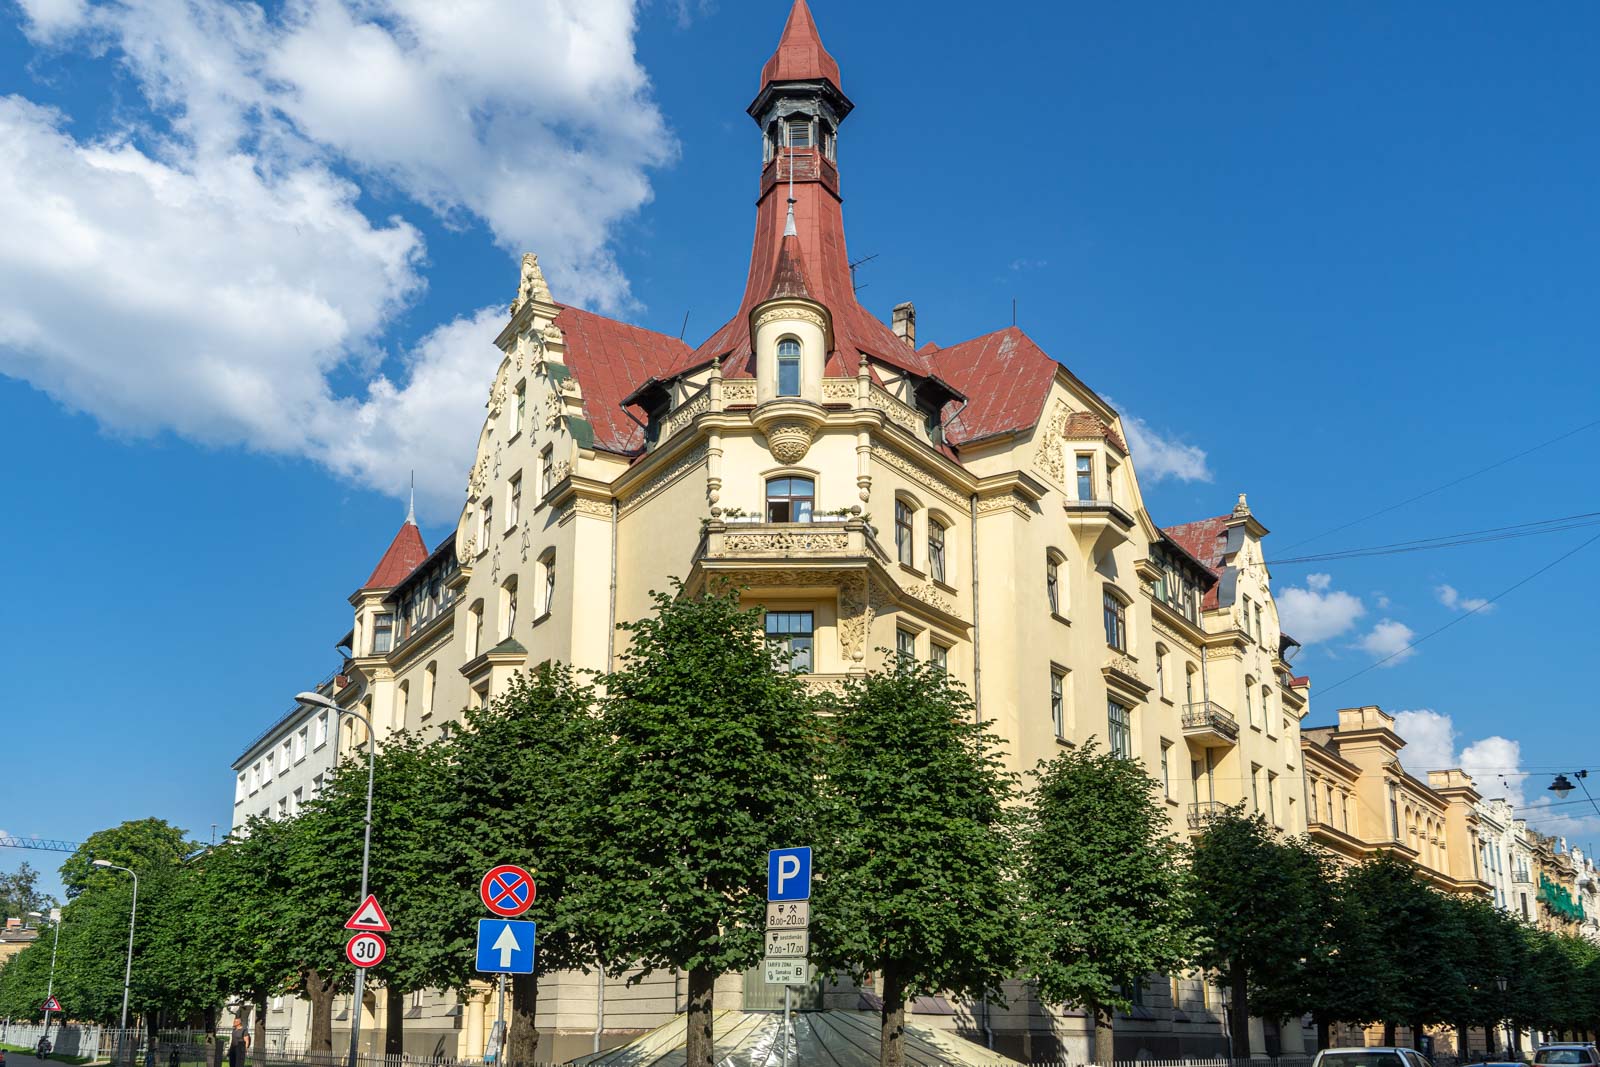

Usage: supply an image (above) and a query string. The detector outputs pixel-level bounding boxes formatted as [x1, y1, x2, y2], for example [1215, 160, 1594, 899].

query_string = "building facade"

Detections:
[232, 2, 1321, 1061]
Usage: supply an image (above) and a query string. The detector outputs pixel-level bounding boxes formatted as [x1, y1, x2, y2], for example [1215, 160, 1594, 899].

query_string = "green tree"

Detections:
[0, 862, 53, 920]
[588, 582, 820, 1067]
[1018, 742, 1192, 1063]
[810, 657, 1019, 1067]
[449, 664, 606, 1065]
[60, 819, 191, 898]
[1189, 808, 1326, 1057]
[1336, 853, 1451, 1045]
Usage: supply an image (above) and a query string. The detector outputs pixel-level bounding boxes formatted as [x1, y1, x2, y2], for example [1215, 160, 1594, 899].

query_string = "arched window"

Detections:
[928, 518, 948, 583]
[1245, 676, 1257, 727]
[466, 600, 484, 659]
[1046, 550, 1064, 615]
[766, 476, 814, 522]
[422, 662, 436, 717]
[500, 576, 518, 640]
[895, 498, 916, 566]
[1185, 664, 1197, 706]
[395, 682, 408, 731]
[777, 338, 801, 397]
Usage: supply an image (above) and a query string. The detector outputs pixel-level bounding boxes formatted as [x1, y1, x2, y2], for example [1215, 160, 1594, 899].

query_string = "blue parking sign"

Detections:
[767, 846, 811, 902]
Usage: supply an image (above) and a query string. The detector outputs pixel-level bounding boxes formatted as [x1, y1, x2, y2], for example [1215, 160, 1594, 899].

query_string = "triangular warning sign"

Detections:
[344, 894, 391, 932]
[42, 995, 62, 1012]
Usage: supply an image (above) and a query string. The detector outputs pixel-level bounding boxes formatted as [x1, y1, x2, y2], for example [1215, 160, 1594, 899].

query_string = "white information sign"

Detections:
[763, 958, 809, 986]
[764, 928, 809, 958]
[766, 901, 810, 929]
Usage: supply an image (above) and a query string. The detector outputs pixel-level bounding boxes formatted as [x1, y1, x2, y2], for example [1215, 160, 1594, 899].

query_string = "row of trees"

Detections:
[3, 584, 1598, 1067]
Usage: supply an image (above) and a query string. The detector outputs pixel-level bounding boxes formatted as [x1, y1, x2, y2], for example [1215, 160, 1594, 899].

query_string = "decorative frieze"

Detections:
[620, 444, 708, 516]
[869, 383, 924, 438]
[660, 389, 710, 442]
[722, 380, 756, 405]
[822, 378, 857, 402]
[875, 448, 965, 507]
[1035, 398, 1070, 488]
[721, 529, 850, 554]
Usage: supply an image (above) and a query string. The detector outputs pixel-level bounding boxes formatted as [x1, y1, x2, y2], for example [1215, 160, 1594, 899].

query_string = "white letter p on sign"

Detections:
[778, 854, 800, 892]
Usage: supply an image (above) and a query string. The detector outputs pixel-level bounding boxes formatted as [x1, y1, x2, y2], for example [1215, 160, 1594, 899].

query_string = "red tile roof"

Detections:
[364, 521, 428, 590]
[931, 327, 1060, 445]
[760, 0, 842, 92]
[767, 235, 813, 301]
[553, 304, 692, 454]
[1291, 675, 1311, 687]
[1063, 410, 1128, 454]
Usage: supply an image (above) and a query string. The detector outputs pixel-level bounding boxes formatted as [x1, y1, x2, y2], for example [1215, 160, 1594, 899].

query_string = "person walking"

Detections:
[226, 1021, 247, 1067]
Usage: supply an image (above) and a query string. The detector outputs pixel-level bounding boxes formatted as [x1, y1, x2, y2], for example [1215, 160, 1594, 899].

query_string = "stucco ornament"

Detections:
[765, 422, 816, 464]
[510, 252, 553, 315]
[1036, 398, 1071, 486]
[468, 455, 490, 499]
[490, 546, 501, 585]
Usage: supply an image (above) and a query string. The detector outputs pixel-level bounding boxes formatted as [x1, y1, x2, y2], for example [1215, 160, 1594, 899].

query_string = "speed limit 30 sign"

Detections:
[346, 931, 387, 968]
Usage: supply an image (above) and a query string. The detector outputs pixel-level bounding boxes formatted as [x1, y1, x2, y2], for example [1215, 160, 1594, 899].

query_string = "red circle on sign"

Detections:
[480, 864, 537, 916]
[346, 932, 386, 969]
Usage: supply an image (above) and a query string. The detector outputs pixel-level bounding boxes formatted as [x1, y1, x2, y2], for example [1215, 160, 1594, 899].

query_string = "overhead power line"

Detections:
[1278, 415, 1600, 553]
[1317, 527, 1600, 698]
[1250, 510, 1600, 568]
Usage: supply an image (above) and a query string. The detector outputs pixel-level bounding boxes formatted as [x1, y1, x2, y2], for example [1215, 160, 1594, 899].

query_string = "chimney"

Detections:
[892, 302, 916, 347]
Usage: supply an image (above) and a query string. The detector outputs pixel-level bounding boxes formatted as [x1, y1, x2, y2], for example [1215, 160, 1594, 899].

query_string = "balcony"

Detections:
[1182, 701, 1240, 747]
[1064, 498, 1135, 557]
[1188, 801, 1228, 831]
[700, 519, 879, 564]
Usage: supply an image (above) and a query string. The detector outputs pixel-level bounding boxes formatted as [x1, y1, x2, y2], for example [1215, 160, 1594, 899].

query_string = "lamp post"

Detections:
[27, 909, 62, 1036]
[296, 691, 376, 1066]
[91, 860, 139, 1047]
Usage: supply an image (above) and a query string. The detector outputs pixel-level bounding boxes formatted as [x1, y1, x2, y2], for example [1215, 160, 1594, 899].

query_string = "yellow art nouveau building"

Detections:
[236, 2, 1320, 1060]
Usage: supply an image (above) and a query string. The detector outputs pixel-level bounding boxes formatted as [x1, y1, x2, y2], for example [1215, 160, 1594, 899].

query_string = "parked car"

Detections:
[1312, 1048, 1435, 1067]
[1535, 1045, 1600, 1066]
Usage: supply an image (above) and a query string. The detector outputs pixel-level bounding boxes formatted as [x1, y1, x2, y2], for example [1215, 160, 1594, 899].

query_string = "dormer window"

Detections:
[777, 338, 801, 396]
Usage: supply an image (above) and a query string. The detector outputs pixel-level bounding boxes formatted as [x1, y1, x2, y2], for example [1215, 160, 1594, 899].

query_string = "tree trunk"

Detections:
[1086, 999, 1115, 1065]
[1315, 1015, 1332, 1051]
[384, 988, 404, 1056]
[251, 993, 267, 1067]
[1457, 1022, 1471, 1059]
[879, 964, 907, 1067]
[203, 1006, 217, 1037]
[303, 968, 335, 1062]
[1383, 1022, 1397, 1047]
[506, 971, 542, 1067]
[1228, 965, 1252, 1059]
[684, 966, 715, 1067]
[1411, 1021, 1424, 1051]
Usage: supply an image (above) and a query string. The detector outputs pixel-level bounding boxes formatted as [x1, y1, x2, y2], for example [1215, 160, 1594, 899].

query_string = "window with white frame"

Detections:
[1046, 552, 1062, 615]
[764, 610, 814, 673]
[1160, 741, 1173, 799]
[777, 338, 801, 397]
[263, 752, 274, 783]
[1242, 594, 1253, 636]
[315, 712, 328, 748]
[1244, 676, 1257, 727]
[467, 600, 484, 659]
[295, 728, 307, 762]
[930, 641, 949, 673]
[541, 551, 557, 617]
[508, 473, 522, 530]
[478, 499, 493, 554]
[276, 797, 288, 820]
[422, 662, 436, 717]
[540, 447, 554, 497]
[514, 380, 527, 433]
[1107, 700, 1132, 758]
[372, 612, 393, 654]
[895, 499, 915, 566]
[1154, 644, 1168, 699]
[292, 787, 303, 815]
[312, 773, 324, 798]
[500, 576, 518, 640]
[928, 519, 947, 583]
[395, 682, 408, 730]
[1050, 669, 1066, 740]
[1254, 604, 1264, 645]
[235, 773, 247, 802]
[1267, 771, 1279, 825]
[1185, 664, 1196, 706]
[896, 627, 916, 662]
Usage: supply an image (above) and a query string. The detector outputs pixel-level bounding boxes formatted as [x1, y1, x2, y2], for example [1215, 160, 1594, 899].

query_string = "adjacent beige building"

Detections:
[236, 1, 1323, 1060]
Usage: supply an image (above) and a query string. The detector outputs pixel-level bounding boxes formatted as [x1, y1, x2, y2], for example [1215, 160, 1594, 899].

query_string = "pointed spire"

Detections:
[766, 236, 812, 301]
[760, 0, 842, 92]
[406, 471, 416, 526]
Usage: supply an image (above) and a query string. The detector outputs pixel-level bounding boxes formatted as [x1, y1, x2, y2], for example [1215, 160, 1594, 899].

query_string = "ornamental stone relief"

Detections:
[543, 390, 564, 430]
[869, 384, 924, 437]
[838, 572, 869, 663]
[875, 447, 965, 507]
[1036, 398, 1070, 487]
[754, 306, 827, 331]
[975, 491, 1031, 516]
[620, 444, 708, 516]
[765, 422, 816, 464]
[572, 498, 612, 519]
[821, 378, 857, 402]
[468, 455, 490, 499]
[722, 380, 757, 405]
[661, 390, 710, 441]
[900, 578, 956, 616]
[1106, 653, 1142, 681]
[721, 530, 850, 554]
[457, 532, 477, 564]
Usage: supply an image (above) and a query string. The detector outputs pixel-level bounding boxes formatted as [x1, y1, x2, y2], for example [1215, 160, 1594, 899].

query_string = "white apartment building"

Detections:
[231, 677, 343, 831]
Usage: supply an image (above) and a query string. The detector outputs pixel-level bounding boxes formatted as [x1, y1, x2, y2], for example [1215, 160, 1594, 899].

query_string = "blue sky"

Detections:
[2, 1, 1599, 896]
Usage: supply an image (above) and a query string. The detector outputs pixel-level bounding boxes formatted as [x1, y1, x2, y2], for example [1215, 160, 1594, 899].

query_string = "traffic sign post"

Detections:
[42, 995, 62, 1012]
[345, 894, 392, 932]
[765, 846, 813, 1067]
[346, 932, 387, 968]
[480, 865, 536, 917]
[476, 919, 537, 974]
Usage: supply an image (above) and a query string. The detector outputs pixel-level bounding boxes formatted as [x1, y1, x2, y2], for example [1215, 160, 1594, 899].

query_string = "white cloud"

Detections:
[1375, 593, 1391, 609]
[1, 0, 672, 516]
[1118, 411, 1213, 484]
[1459, 736, 1525, 808]
[1357, 618, 1417, 665]
[1277, 573, 1366, 644]
[1437, 584, 1494, 613]
[1392, 710, 1456, 777]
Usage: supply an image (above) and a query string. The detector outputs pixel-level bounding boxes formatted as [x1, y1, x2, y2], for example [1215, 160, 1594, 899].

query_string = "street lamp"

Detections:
[27, 909, 62, 1036]
[296, 690, 376, 1065]
[1549, 771, 1600, 818]
[91, 860, 138, 1037]
[1494, 975, 1510, 1056]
